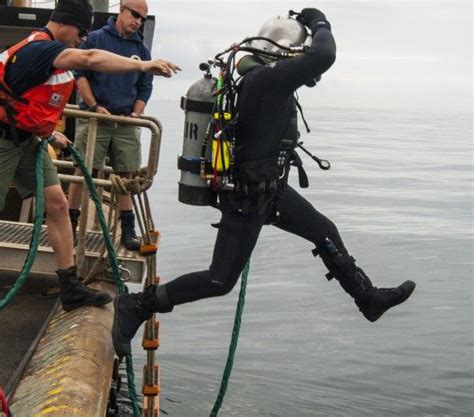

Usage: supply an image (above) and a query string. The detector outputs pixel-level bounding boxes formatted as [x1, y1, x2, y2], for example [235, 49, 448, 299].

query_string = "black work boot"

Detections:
[57, 266, 113, 312]
[112, 285, 173, 358]
[356, 280, 416, 322]
[119, 210, 141, 251]
[69, 208, 80, 244]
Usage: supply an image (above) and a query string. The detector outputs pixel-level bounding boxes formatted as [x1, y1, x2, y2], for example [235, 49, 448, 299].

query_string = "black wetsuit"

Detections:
[165, 26, 341, 306]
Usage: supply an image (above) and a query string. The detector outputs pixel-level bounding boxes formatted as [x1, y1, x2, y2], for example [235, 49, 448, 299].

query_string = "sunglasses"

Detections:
[123, 5, 147, 23]
[77, 28, 89, 38]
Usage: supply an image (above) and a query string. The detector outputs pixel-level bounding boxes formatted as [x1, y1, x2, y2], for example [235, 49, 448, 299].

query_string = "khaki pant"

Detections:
[0, 136, 60, 210]
[73, 119, 141, 172]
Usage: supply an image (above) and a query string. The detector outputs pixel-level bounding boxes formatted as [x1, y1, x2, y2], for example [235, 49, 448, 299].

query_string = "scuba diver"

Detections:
[112, 7, 416, 358]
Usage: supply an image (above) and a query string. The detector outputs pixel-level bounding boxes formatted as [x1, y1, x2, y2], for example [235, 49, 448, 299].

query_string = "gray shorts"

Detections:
[0, 136, 60, 210]
[73, 119, 142, 172]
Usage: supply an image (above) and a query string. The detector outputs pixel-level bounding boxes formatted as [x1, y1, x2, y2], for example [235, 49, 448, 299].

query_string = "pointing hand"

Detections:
[144, 59, 182, 77]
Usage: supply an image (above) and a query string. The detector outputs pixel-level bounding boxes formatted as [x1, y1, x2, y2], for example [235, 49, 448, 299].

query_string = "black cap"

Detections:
[50, 0, 94, 31]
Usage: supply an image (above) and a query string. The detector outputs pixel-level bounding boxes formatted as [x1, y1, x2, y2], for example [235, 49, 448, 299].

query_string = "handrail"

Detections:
[58, 105, 163, 274]
[58, 105, 163, 191]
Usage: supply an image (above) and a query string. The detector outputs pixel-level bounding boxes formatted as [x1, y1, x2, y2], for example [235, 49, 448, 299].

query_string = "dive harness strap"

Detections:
[289, 151, 309, 188]
[230, 135, 312, 213]
[232, 156, 281, 214]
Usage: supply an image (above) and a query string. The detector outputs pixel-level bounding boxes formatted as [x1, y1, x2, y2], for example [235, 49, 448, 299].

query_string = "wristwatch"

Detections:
[89, 103, 99, 112]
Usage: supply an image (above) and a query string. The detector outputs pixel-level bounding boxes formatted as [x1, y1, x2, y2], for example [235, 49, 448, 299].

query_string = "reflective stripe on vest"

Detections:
[45, 71, 75, 86]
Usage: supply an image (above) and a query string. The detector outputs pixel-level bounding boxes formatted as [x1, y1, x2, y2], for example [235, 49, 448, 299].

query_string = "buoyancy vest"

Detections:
[0, 31, 75, 137]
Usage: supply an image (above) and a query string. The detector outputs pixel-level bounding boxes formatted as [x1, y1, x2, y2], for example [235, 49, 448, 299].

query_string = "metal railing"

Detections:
[58, 105, 163, 275]
[59, 105, 163, 190]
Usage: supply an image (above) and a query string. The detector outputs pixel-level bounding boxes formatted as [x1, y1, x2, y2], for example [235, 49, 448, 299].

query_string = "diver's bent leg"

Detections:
[165, 207, 266, 305]
[275, 186, 415, 321]
[113, 207, 266, 357]
[112, 284, 172, 358]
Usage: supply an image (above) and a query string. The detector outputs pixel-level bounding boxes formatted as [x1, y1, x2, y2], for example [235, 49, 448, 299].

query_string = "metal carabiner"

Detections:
[105, 262, 131, 282]
[118, 265, 131, 282]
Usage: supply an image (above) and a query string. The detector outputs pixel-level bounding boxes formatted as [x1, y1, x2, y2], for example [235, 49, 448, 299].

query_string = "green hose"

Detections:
[0, 140, 47, 310]
[210, 260, 250, 417]
[69, 146, 141, 417]
[0, 141, 141, 416]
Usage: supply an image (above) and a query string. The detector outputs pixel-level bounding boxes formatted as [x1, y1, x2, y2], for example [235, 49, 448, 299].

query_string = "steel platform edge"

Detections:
[8, 281, 117, 417]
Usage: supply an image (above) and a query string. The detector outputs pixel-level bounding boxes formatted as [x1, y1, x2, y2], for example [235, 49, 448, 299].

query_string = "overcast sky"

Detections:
[126, 0, 471, 113]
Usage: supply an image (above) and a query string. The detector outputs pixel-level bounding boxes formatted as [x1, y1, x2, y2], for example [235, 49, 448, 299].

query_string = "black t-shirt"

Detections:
[4, 37, 67, 96]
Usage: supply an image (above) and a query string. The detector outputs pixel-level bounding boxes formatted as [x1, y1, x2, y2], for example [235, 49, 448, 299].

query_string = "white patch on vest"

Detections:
[49, 92, 64, 107]
[44, 71, 75, 86]
[130, 55, 141, 60]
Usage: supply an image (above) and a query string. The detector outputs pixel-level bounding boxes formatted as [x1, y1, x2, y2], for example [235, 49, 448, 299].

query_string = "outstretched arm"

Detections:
[53, 48, 181, 76]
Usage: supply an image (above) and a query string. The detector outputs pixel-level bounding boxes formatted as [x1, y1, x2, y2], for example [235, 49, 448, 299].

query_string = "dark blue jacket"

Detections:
[75, 17, 153, 115]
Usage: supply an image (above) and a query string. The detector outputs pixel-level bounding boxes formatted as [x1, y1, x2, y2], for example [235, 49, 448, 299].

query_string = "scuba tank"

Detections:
[178, 68, 216, 206]
[178, 13, 330, 207]
[178, 62, 237, 206]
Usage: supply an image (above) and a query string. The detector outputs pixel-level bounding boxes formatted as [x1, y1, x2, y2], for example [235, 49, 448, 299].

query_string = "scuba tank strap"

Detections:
[177, 155, 213, 175]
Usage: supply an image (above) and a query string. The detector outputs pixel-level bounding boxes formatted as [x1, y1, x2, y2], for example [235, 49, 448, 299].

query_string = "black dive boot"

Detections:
[119, 210, 141, 251]
[112, 285, 173, 358]
[57, 266, 113, 312]
[69, 208, 80, 244]
[356, 278, 416, 322]
[317, 238, 416, 322]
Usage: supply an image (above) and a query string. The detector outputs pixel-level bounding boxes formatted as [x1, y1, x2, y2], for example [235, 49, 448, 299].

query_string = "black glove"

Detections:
[296, 8, 331, 34]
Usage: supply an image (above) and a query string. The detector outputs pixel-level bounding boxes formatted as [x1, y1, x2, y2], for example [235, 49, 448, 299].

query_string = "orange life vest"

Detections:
[0, 31, 75, 137]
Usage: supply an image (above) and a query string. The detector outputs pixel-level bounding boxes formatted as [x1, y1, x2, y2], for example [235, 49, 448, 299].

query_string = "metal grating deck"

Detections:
[0, 220, 145, 282]
[0, 221, 106, 251]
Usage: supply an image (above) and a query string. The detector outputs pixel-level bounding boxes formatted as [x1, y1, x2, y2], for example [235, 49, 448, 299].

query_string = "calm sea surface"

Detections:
[120, 100, 473, 417]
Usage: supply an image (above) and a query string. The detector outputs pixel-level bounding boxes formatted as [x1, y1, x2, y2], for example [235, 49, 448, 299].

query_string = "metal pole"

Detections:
[76, 118, 98, 276]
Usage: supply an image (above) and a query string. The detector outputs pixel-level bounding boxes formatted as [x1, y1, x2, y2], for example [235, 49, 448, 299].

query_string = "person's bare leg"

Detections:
[67, 168, 84, 241]
[67, 168, 84, 210]
[44, 184, 74, 269]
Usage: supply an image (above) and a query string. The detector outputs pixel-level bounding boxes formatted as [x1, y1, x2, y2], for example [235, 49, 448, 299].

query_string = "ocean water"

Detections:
[120, 100, 473, 417]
